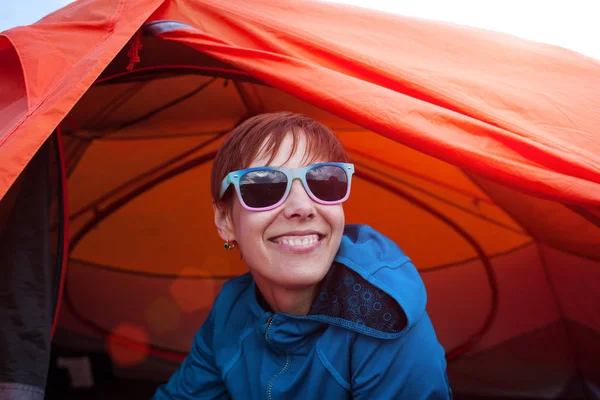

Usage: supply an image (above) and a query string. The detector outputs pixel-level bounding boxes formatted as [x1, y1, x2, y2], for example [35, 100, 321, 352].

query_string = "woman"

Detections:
[153, 112, 451, 399]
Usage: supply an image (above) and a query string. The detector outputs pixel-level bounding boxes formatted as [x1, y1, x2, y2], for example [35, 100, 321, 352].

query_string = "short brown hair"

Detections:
[211, 112, 349, 206]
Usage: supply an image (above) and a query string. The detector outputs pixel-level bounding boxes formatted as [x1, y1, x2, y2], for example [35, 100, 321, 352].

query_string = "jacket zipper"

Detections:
[264, 315, 291, 400]
[265, 316, 274, 342]
[266, 352, 291, 400]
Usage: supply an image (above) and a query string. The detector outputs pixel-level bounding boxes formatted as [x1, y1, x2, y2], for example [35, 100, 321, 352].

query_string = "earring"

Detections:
[224, 239, 235, 251]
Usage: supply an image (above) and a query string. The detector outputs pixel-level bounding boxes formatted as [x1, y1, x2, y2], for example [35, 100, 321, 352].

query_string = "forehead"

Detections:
[248, 130, 325, 168]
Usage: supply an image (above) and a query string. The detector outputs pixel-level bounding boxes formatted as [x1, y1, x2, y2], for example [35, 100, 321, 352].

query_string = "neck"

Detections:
[254, 277, 318, 316]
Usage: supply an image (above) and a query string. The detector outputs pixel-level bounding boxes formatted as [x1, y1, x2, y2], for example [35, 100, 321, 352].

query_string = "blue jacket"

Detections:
[153, 225, 451, 399]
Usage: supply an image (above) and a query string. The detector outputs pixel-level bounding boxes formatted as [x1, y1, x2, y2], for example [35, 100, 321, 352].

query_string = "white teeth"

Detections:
[273, 234, 319, 246]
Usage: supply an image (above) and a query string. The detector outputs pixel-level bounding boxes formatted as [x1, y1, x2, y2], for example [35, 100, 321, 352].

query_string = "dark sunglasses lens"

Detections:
[240, 170, 288, 208]
[306, 165, 349, 202]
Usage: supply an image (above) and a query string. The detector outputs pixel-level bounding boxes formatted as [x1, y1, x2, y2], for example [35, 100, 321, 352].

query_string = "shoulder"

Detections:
[213, 273, 253, 308]
[348, 314, 451, 399]
[315, 315, 446, 392]
[222, 272, 254, 290]
[351, 311, 445, 368]
[210, 273, 256, 331]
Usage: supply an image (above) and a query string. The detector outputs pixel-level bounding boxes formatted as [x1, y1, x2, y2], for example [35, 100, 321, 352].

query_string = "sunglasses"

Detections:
[219, 162, 355, 211]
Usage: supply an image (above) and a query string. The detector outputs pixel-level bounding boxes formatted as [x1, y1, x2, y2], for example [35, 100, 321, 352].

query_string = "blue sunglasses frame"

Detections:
[219, 162, 355, 211]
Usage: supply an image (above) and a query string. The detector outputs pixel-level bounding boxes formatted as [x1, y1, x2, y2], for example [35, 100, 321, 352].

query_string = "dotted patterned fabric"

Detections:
[309, 263, 407, 333]
[255, 263, 407, 334]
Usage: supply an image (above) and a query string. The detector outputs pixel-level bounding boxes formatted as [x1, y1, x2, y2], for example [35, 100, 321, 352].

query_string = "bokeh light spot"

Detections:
[107, 323, 149, 367]
[170, 268, 221, 313]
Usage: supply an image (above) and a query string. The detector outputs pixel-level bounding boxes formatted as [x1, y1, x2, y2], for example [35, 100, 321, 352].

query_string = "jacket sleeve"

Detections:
[152, 305, 229, 400]
[350, 312, 451, 400]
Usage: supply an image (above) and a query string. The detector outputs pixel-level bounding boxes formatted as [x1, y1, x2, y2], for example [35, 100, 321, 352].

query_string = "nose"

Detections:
[282, 179, 316, 220]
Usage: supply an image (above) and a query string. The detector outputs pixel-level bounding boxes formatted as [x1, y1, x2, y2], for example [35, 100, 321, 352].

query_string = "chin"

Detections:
[275, 264, 332, 289]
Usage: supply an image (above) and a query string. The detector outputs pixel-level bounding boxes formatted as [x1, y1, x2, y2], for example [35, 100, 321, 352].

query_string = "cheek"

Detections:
[322, 205, 346, 234]
[231, 202, 277, 242]
[335, 209, 346, 232]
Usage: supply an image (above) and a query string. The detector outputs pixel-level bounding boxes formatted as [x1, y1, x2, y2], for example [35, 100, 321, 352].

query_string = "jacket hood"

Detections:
[305, 224, 428, 339]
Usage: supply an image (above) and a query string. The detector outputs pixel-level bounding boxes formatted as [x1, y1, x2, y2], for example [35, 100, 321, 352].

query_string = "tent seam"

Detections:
[536, 243, 586, 393]
[464, 171, 600, 262]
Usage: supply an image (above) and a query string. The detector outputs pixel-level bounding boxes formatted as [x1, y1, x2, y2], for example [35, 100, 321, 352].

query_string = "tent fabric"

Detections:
[1, 0, 600, 209]
[1, 0, 600, 398]
[0, 0, 165, 198]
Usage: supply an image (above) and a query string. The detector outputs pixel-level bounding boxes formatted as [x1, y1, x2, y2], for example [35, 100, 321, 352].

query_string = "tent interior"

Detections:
[1, 6, 599, 400]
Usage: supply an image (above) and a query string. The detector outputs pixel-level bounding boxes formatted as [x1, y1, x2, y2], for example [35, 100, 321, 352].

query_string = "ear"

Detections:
[213, 201, 235, 242]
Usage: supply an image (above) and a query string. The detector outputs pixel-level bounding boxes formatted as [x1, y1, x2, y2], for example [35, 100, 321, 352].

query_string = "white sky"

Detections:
[0, 0, 598, 60]
[327, 0, 600, 60]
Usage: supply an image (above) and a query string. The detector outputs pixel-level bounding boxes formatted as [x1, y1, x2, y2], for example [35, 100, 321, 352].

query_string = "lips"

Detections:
[268, 230, 325, 249]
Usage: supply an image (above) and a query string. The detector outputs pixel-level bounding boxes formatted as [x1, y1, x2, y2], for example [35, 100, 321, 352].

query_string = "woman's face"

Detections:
[215, 132, 346, 291]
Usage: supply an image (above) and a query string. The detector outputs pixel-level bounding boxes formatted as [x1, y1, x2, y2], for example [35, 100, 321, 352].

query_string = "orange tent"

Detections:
[1, 0, 599, 398]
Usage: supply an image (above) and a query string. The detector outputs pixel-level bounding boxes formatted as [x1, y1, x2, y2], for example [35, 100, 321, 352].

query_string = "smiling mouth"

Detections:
[270, 234, 322, 247]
